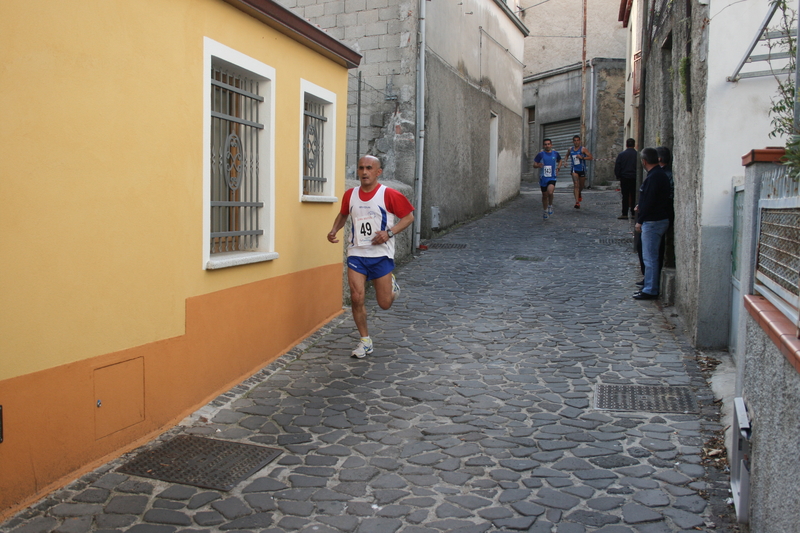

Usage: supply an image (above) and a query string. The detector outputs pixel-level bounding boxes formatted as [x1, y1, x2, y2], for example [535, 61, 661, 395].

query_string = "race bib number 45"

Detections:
[355, 215, 379, 246]
[543, 166, 552, 178]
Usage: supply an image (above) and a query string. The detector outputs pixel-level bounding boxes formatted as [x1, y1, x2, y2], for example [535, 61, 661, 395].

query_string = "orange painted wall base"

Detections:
[0, 264, 344, 517]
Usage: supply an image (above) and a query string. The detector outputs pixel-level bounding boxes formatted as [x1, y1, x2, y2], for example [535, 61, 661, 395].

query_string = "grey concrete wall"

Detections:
[588, 59, 625, 185]
[742, 314, 800, 531]
[422, 52, 521, 236]
[696, 225, 732, 348]
[536, 69, 583, 124]
[641, 0, 710, 346]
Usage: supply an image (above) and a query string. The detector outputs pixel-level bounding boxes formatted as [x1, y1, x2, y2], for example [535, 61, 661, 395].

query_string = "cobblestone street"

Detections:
[2, 185, 737, 533]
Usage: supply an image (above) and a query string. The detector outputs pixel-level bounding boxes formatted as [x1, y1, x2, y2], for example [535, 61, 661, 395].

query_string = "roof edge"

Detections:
[493, 0, 530, 36]
[223, 0, 361, 69]
[524, 62, 582, 83]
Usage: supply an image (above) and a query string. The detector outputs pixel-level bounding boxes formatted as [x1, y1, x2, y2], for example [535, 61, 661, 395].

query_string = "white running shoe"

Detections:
[391, 274, 400, 296]
[548, 205, 554, 215]
[543, 212, 549, 220]
[351, 338, 374, 359]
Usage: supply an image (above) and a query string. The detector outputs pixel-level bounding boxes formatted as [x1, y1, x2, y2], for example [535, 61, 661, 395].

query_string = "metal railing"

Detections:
[756, 164, 800, 322]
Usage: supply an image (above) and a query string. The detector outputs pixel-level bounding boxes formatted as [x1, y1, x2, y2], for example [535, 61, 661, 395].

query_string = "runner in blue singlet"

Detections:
[568, 135, 593, 209]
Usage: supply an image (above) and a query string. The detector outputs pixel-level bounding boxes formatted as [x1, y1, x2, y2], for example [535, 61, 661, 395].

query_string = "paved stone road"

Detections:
[2, 186, 737, 533]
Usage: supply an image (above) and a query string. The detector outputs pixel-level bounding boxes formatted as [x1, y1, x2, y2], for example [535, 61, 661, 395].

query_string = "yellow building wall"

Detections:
[0, 0, 351, 515]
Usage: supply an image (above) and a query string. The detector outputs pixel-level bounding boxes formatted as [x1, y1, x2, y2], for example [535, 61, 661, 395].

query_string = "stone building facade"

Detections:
[519, 0, 627, 186]
[276, 0, 528, 242]
[622, 0, 800, 525]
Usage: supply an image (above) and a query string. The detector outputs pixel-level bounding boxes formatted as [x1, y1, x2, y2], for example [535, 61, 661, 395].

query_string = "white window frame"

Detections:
[299, 79, 338, 203]
[203, 37, 277, 270]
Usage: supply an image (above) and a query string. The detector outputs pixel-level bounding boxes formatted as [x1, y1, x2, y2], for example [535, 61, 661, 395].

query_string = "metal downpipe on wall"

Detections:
[412, 0, 426, 250]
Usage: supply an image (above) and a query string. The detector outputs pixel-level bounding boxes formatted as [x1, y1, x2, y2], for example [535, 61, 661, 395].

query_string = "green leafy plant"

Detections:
[767, 0, 797, 139]
[765, 0, 800, 180]
[678, 57, 691, 99]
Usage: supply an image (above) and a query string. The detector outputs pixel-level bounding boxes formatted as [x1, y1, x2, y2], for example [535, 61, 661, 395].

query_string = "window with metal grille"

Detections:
[203, 38, 276, 270]
[303, 98, 326, 195]
[210, 63, 264, 254]
[299, 80, 337, 203]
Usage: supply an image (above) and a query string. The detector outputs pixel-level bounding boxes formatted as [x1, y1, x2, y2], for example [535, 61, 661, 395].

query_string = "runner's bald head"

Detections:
[358, 155, 382, 169]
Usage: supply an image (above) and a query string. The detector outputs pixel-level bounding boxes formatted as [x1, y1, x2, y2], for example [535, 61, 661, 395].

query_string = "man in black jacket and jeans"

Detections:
[634, 147, 673, 300]
[614, 138, 638, 219]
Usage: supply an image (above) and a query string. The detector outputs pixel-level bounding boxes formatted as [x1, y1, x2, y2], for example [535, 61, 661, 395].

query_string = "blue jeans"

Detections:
[641, 219, 670, 295]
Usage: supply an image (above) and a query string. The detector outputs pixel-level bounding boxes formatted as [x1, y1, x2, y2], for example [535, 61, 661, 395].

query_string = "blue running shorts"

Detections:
[540, 180, 557, 192]
[347, 256, 395, 281]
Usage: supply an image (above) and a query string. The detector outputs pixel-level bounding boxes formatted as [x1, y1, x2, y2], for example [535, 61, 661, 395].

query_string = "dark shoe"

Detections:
[574, 203, 580, 209]
[617, 215, 628, 219]
[633, 291, 658, 300]
[635, 279, 644, 286]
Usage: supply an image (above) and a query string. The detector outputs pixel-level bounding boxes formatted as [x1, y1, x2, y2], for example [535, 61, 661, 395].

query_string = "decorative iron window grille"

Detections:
[210, 64, 264, 254]
[303, 99, 327, 195]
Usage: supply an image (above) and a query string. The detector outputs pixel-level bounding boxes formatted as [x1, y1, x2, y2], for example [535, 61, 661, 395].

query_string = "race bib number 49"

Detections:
[355, 215, 378, 246]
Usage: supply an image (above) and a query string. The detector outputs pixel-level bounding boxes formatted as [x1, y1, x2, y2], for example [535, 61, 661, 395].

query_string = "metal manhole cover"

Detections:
[513, 255, 544, 261]
[594, 385, 699, 413]
[426, 243, 467, 249]
[116, 435, 281, 491]
[598, 238, 632, 245]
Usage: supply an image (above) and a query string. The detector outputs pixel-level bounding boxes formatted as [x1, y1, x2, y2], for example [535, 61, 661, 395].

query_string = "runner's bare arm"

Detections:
[328, 212, 348, 243]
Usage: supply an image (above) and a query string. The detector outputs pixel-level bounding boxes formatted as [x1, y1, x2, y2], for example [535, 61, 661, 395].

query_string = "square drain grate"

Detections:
[117, 435, 281, 491]
[426, 243, 467, 249]
[598, 237, 632, 245]
[595, 384, 699, 413]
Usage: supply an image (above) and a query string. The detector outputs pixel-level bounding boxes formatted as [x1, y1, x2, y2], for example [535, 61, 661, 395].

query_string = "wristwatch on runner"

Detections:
[387, 229, 394, 238]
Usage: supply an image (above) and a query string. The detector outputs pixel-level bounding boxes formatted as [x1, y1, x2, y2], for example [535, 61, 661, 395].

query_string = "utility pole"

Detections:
[794, 0, 800, 133]
[581, 0, 587, 141]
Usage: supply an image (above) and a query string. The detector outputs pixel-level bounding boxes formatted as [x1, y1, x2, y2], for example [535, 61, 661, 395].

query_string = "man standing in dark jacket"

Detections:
[634, 147, 673, 300]
[614, 138, 638, 219]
